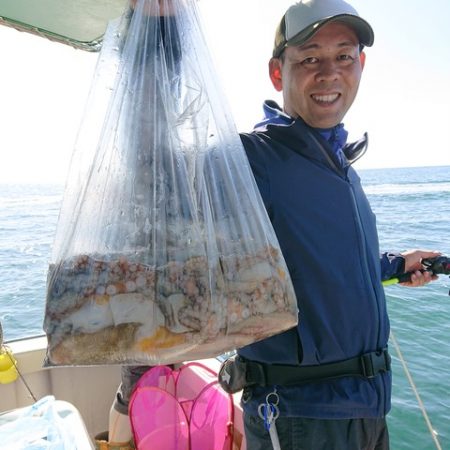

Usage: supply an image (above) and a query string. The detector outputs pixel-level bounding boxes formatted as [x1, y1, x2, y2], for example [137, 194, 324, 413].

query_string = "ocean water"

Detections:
[1, 165, 449, 449]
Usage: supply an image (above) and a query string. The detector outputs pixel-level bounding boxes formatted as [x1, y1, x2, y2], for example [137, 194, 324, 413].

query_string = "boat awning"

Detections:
[0, 0, 127, 51]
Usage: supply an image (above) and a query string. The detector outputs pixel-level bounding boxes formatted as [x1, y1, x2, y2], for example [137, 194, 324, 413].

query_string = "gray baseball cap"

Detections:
[273, 0, 374, 57]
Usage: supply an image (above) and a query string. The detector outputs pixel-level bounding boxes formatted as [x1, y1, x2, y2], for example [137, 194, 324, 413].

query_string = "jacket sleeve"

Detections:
[380, 252, 405, 281]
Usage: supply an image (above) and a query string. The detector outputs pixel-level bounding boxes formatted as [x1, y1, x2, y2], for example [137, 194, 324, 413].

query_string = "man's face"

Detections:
[269, 22, 366, 128]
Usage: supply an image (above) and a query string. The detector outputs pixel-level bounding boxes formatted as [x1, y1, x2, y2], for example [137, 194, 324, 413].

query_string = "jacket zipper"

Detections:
[307, 130, 343, 176]
[308, 129, 382, 346]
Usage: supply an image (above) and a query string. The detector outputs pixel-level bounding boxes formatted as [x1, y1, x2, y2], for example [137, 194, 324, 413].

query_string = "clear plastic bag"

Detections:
[0, 396, 77, 450]
[44, 0, 297, 366]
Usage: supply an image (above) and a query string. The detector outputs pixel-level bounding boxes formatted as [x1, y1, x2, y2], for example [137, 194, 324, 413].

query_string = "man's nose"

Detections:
[316, 59, 339, 82]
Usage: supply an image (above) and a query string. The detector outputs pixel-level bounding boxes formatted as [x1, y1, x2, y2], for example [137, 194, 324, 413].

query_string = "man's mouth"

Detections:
[311, 93, 340, 104]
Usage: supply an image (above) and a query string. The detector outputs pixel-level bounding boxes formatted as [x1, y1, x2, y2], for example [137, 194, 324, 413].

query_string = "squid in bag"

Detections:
[44, 0, 298, 366]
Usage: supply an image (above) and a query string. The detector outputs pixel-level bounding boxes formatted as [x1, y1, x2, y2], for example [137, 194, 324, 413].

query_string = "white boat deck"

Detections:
[0, 336, 246, 449]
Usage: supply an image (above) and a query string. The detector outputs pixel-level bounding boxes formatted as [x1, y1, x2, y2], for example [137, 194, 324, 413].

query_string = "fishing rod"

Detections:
[382, 255, 450, 287]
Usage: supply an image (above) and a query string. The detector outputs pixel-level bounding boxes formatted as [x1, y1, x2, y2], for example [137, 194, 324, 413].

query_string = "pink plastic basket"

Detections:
[129, 363, 235, 450]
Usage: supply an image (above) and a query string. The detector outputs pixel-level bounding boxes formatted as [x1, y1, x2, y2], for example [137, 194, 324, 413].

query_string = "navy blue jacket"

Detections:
[237, 102, 404, 419]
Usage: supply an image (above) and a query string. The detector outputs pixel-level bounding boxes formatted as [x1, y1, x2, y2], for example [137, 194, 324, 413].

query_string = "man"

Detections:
[234, 1, 439, 449]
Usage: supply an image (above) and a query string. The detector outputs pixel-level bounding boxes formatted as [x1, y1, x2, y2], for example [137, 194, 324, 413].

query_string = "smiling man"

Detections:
[270, 21, 365, 129]
[228, 0, 441, 449]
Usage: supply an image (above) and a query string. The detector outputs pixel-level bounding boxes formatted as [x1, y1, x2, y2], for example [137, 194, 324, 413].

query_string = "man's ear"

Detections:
[269, 58, 283, 92]
[359, 51, 366, 70]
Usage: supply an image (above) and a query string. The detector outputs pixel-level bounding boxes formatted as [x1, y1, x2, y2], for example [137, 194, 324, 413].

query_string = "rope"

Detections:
[3, 344, 38, 403]
[1, 318, 37, 402]
[390, 330, 442, 450]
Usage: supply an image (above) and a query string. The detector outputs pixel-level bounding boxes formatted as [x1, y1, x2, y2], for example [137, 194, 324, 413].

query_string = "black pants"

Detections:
[113, 365, 152, 415]
[113, 365, 175, 415]
[244, 413, 389, 450]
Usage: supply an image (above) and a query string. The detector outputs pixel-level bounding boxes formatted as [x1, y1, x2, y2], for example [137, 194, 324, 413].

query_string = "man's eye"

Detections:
[338, 54, 354, 61]
[302, 57, 318, 65]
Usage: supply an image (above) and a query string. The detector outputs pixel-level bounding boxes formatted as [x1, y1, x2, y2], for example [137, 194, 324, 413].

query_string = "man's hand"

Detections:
[400, 249, 441, 287]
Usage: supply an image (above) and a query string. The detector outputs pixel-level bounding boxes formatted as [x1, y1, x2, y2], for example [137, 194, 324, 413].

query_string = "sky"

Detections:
[0, 0, 449, 183]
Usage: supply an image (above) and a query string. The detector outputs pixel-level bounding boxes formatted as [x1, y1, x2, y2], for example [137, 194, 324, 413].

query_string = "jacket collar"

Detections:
[254, 100, 368, 166]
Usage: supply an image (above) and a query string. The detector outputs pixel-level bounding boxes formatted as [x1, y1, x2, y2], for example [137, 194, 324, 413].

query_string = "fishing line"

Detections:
[390, 330, 442, 450]
[6, 349, 38, 402]
[0, 320, 37, 402]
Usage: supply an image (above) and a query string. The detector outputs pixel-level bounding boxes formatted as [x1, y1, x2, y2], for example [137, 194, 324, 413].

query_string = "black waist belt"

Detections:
[243, 349, 391, 387]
